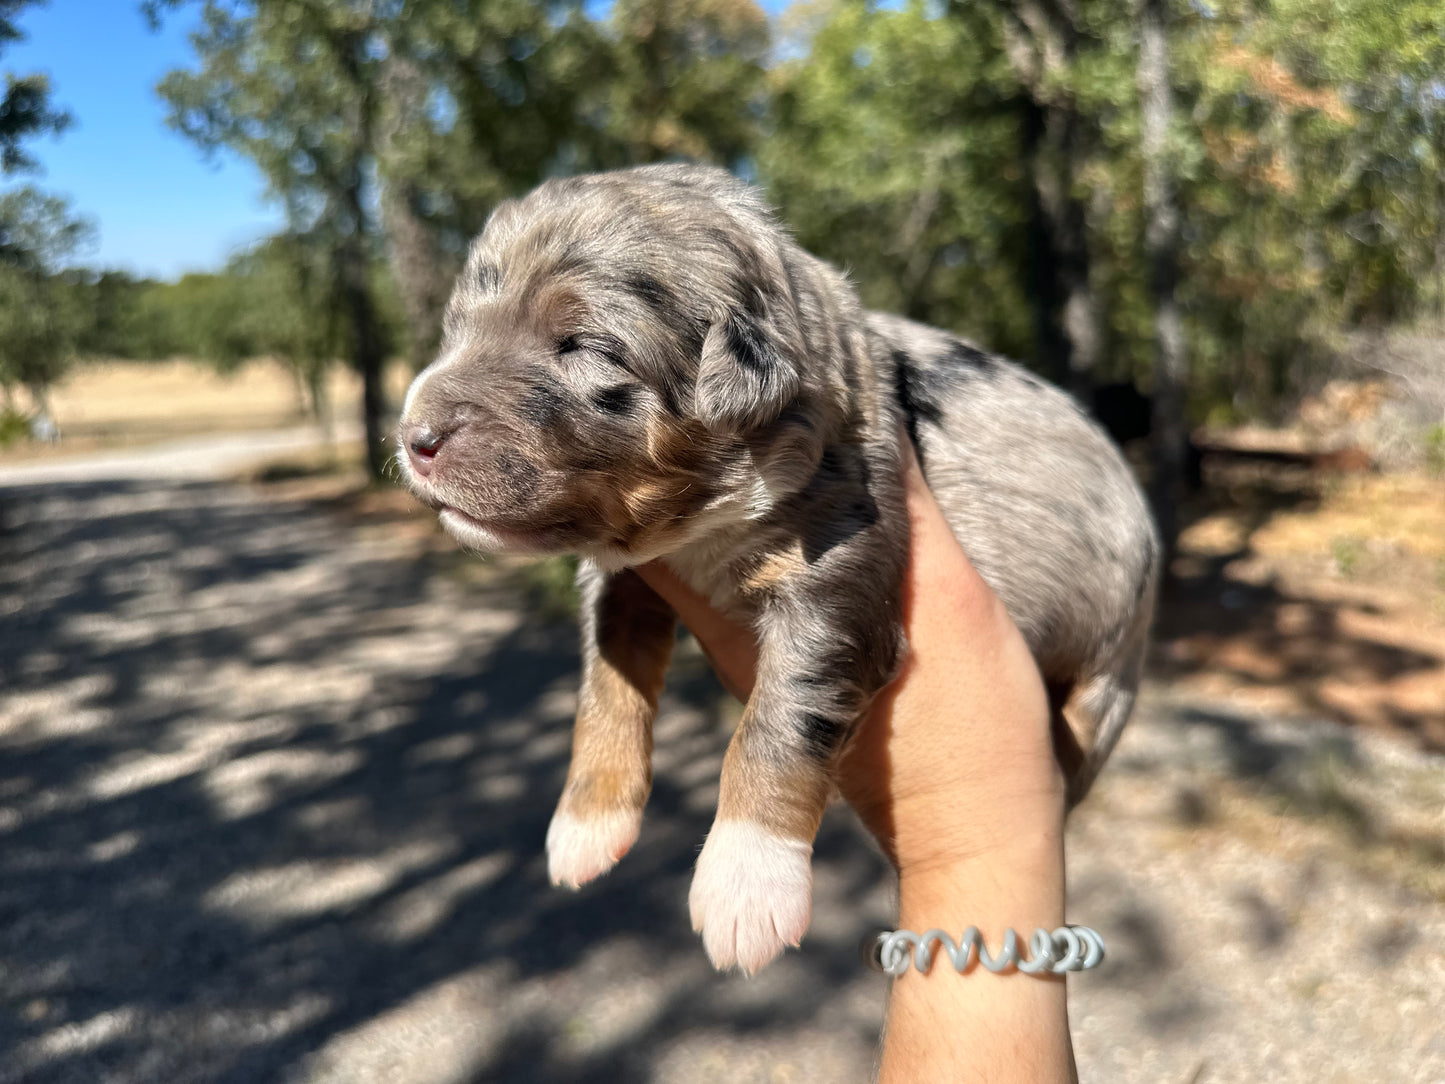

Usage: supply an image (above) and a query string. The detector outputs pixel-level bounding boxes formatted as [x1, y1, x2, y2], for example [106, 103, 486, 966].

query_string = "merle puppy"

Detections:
[397, 163, 1158, 974]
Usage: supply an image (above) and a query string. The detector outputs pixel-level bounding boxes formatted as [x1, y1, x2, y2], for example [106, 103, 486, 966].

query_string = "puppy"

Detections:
[397, 163, 1159, 974]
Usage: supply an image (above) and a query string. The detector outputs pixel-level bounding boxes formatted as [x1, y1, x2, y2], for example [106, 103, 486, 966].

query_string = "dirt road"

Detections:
[2, 455, 1442, 1082]
[0, 424, 361, 487]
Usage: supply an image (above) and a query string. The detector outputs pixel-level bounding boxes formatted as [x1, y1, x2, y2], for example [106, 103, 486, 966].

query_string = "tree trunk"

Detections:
[377, 52, 450, 372]
[1019, 99, 1072, 386]
[343, 256, 389, 482]
[1139, 0, 1187, 559]
[327, 25, 390, 483]
[338, 178, 389, 482]
[1003, 0, 1100, 394]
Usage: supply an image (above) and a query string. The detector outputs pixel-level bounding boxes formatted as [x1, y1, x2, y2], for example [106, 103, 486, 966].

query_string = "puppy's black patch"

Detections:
[519, 381, 568, 428]
[476, 262, 501, 293]
[592, 385, 637, 416]
[941, 339, 999, 380]
[725, 312, 778, 376]
[801, 445, 879, 562]
[799, 711, 848, 761]
[624, 273, 685, 329]
[892, 349, 943, 454]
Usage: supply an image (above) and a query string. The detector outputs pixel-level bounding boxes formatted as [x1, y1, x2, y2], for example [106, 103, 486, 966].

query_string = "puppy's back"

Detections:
[866, 311, 1158, 790]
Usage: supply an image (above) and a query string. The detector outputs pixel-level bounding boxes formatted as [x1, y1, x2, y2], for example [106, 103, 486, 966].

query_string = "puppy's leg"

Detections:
[690, 580, 904, 974]
[547, 565, 675, 888]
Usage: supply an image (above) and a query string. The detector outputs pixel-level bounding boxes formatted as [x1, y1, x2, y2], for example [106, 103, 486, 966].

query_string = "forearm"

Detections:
[880, 833, 1075, 1084]
[859, 514, 1076, 1081]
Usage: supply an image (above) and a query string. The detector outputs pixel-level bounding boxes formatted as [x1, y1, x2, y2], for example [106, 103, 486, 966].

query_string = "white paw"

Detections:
[546, 807, 642, 889]
[689, 821, 813, 974]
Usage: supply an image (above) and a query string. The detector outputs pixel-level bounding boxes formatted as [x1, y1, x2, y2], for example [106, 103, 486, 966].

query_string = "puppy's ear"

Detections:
[694, 308, 802, 432]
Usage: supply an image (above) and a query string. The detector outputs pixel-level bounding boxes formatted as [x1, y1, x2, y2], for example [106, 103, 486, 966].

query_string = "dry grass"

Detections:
[1163, 465, 1445, 749]
[1, 358, 412, 462]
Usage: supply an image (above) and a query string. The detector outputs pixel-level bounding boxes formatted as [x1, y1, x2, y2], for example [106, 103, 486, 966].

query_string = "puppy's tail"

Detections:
[1053, 617, 1150, 809]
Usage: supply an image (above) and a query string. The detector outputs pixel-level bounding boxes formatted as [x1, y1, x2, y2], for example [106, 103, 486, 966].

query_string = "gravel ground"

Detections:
[2, 464, 1442, 1083]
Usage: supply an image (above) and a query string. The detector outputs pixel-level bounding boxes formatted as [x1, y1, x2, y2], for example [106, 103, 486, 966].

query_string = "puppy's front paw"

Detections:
[546, 807, 642, 889]
[689, 821, 813, 974]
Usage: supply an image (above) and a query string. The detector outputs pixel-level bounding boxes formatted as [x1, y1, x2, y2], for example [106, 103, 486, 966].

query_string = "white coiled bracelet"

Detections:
[864, 925, 1106, 976]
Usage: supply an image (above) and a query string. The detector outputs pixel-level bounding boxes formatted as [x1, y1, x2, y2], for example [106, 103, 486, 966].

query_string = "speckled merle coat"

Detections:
[397, 163, 1159, 974]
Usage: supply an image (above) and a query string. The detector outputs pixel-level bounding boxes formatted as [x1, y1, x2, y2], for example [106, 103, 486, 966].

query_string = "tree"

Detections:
[0, 0, 70, 174]
[973, 0, 1127, 392]
[363, 0, 772, 369]
[0, 187, 93, 411]
[226, 233, 345, 426]
[359, 0, 602, 371]
[763, 1, 1036, 355]
[602, 0, 770, 167]
[1138, 0, 1186, 555]
[156, 0, 395, 478]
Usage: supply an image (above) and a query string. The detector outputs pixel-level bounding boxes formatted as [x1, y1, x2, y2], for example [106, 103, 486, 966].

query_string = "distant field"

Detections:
[1, 358, 412, 461]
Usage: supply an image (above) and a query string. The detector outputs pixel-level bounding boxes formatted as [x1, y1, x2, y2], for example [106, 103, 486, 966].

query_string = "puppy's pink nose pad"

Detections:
[404, 425, 448, 478]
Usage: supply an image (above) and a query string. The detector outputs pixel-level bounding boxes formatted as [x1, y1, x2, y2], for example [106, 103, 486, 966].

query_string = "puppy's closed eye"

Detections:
[558, 332, 631, 373]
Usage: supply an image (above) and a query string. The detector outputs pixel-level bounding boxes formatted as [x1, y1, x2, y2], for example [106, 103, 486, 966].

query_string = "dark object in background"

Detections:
[1090, 381, 1204, 491]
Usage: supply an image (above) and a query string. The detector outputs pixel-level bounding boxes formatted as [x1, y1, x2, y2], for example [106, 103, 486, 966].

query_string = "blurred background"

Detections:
[1, 0, 1443, 1081]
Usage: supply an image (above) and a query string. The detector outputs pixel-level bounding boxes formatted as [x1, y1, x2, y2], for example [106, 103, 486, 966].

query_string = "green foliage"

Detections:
[517, 555, 582, 621]
[0, 188, 92, 401]
[0, 185, 92, 268]
[16, 0, 1445, 446]
[0, 404, 28, 445]
[0, 4, 86, 407]
[1425, 424, 1445, 476]
[1332, 536, 1364, 578]
[761, 0, 1445, 418]
[762, 1, 1035, 354]
[601, 0, 770, 168]
[0, 1, 71, 175]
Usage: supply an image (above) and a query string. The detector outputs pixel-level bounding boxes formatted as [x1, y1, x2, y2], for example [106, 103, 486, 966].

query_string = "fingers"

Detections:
[633, 561, 759, 699]
[895, 429, 1000, 630]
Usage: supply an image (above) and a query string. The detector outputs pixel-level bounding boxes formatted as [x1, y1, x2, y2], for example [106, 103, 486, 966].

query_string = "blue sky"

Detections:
[7, 1, 284, 280]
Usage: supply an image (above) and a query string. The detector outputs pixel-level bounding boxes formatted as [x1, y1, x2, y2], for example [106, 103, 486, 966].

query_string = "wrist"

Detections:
[885, 768, 1067, 880]
[896, 822, 1066, 932]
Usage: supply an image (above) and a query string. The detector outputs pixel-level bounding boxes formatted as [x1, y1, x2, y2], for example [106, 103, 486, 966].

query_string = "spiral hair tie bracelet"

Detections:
[863, 925, 1106, 976]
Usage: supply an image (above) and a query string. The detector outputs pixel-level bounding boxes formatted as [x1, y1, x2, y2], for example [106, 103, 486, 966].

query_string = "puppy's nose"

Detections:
[404, 425, 448, 478]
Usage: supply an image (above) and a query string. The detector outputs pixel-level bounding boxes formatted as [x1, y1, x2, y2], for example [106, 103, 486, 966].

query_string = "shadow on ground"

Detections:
[0, 479, 892, 1083]
[1154, 462, 1445, 749]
